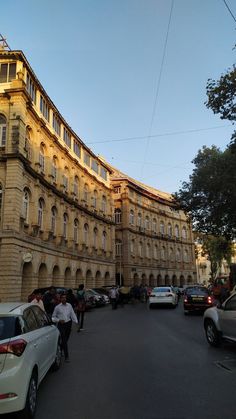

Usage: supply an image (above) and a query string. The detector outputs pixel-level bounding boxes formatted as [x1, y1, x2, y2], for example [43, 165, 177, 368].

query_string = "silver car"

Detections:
[0, 302, 61, 417]
[204, 292, 236, 347]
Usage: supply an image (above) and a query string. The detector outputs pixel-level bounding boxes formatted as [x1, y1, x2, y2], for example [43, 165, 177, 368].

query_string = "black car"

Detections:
[183, 286, 215, 314]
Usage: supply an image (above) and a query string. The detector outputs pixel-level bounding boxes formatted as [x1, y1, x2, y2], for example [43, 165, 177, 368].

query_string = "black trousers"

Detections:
[58, 320, 72, 359]
[77, 311, 85, 328]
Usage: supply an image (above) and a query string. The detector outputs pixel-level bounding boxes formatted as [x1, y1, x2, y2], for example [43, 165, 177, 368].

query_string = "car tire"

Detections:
[205, 320, 221, 347]
[19, 371, 38, 419]
[51, 339, 62, 371]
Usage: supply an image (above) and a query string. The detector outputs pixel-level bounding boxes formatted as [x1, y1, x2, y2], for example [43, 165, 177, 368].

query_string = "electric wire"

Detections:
[222, 0, 236, 23]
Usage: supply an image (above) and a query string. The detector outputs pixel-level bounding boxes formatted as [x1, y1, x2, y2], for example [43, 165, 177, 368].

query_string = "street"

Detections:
[5, 301, 236, 419]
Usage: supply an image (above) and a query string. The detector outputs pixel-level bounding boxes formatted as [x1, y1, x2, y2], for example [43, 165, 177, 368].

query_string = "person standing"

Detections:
[77, 284, 86, 331]
[109, 285, 119, 309]
[52, 293, 78, 362]
[31, 291, 45, 311]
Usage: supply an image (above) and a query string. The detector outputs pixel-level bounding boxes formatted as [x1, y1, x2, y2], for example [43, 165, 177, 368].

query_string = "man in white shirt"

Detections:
[52, 293, 78, 362]
[31, 292, 45, 312]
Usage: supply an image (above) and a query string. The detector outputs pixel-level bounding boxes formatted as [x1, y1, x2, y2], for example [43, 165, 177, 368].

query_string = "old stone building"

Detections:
[109, 167, 197, 286]
[0, 47, 116, 301]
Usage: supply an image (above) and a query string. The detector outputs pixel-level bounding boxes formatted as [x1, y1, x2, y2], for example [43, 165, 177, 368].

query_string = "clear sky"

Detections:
[1, 0, 235, 194]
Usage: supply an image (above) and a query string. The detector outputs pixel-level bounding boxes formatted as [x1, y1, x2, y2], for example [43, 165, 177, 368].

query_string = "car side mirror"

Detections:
[216, 301, 222, 309]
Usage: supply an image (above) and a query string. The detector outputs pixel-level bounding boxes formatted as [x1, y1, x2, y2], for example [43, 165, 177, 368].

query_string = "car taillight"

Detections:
[184, 297, 188, 303]
[0, 393, 17, 399]
[0, 339, 27, 357]
[207, 296, 212, 304]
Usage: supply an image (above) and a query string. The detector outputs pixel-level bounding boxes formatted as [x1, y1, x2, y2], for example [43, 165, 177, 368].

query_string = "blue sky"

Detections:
[1, 0, 235, 193]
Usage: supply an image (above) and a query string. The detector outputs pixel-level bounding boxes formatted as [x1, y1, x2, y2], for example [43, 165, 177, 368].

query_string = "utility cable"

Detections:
[222, 0, 236, 23]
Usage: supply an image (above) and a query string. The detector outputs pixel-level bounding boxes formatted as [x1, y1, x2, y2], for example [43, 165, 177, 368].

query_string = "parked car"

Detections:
[92, 288, 110, 304]
[0, 302, 61, 417]
[148, 286, 178, 308]
[183, 286, 214, 314]
[204, 292, 236, 347]
[86, 289, 105, 307]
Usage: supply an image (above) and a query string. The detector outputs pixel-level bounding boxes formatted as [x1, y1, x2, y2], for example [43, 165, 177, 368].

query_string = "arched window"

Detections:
[62, 167, 69, 192]
[92, 190, 98, 209]
[153, 219, 157, 233]
[129, 209, 134, 225]
[0, 114, 7, 147]
[184, 249, 188, 262]
[101, 195, 107, 213]
[176, 248, 181, 262]
[167, 223, 172, 237]
[22, 188, 30, 222]
[38, 198, 44, 228]
[137, 213, 142, 227]
[39, 143, 45, 172]
[73, 176, 79, 198]
[102, 231, 107, 251]
[160, 221, 165, 235]
[84, 184, 89, 202]
[84, 223, 89, 246]
[63, 213, 68, 239]
[154, 245, 158, 259]
[74, 219, 79, 243]
[182, 226, 187, 239]
[169, 247, 174, 261]
[161, 246, 166, 260]
[146, 243, 151, 258]
[114, 208, 122, 224]
[51, 206, 57, 234]
[175, 224, 179, 238]
[139, 242, 143, 257]
[93, 227, 98, 248]
[115, 240, 122, 256]
[52, 157, 57, 181]
[145, 216, 150, 230]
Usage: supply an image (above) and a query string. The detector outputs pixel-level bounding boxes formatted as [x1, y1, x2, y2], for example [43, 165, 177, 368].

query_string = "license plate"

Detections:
[192, 297, 204, 301]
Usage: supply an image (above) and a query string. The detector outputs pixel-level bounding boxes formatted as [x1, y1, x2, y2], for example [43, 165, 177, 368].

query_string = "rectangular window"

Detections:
[40, 95, 50, 122]
[0, 126, 6, 147]
[100, 166, 107, 181]
[84, 152, 90, 167]
[52, 113, 61, 136]
[63, 127, 71, 147]
[26, 73, 36, 104]
[91, 159, 99, 174]
[73, 140, 81, 158]
[113, 186, 121, 194]
[0, 62, 16, 83]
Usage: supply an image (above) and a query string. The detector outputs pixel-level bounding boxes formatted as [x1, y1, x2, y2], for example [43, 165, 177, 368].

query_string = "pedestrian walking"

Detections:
[77, 284, 86, 331]
[52, 293, 78, 362]
[43, 286, 57, 316]
[31, 291, 45, 311]
[109, 285, 119, 309]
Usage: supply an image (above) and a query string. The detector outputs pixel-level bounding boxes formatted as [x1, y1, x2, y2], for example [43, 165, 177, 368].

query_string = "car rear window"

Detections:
[153, 287, 171, 293]
[186, 287, 208, 295]
[0, 316, 22, 340]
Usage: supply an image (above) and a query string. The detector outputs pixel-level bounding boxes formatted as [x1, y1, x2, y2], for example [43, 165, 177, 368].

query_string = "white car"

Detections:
[204, 292, 236, 347]
[149, 286, 178, 308]
[0, 302, 61, 417]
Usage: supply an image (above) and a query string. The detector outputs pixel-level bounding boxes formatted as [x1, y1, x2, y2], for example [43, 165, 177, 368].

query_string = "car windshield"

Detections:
[153, 287, 171, 293]
[0, 316, 22, 340]
[186, 287, 208, 295]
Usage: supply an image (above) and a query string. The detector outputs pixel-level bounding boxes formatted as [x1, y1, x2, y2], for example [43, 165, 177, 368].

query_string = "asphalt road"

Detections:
[5, 300, 236, 419]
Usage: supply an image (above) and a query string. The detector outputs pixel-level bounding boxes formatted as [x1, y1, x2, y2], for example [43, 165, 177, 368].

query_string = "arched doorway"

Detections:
[52, 265, 60, 286]
[157, 274, 162, 286]
[38, 263, 48, 288]
[86, 270, 93, 288]
[21, 262, 33, 301]
[75, 269, 83, 289]
[65, 267, 73, 288]
[172, 275, 177, 286]
[164, 275, 169, 286]
[116, 272, 124, 286]
[180, 275, 185, 286]
[149, 274, 155, 287]
[104, 272, 110, 286]
[95, 271, 102, 287]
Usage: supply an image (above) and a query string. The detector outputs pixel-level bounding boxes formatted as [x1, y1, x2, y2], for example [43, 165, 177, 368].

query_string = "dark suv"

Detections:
[183, 286, 214, 314]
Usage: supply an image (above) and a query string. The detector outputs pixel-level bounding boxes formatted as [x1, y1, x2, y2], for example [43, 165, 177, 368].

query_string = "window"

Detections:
[145, 217, 150, 230]
[63, 127, 71, 147]
[175, 225, 179, 238]
[137, 213, 142, 227]
[129, 210, 134, 225]
[92, 159, 99, 174]
[184, 249, 188, 262]
[0, 114, 7, 147]
[40, 95, 50, 122]
[38, 198, 44, 229]
[93, 228, 98, 248]
[100, 166, 107, 180]
[161, 246, 166, 260]
[39, 144, 45, 172]
[63, 213, 68, 239]
[62, 174, 69, 192]
[84, 184, 89, 202]
[146, 243, 151, 258]
[176, 248, 181, 262]
[114, 208, 121, 224]
[73, 176, 79, 197]
[101, 196, 106, 213]
[84, 152, 90, 167]
[160, 221, 165, 235]
[167, 223, 172, 237]
[23, 308, 38, 332]
[52, 157, 57, 181]
[73, 140, 81, 158]
[74, 219, 79, 243]
[26, 73, 36, 103]
[0, 62, 16, 83]
[24, 128, 32, 160]
[115, 240, 122, 256]
[169, 247, 174, 261]
[139, 242, 143, 257]
[102, 231, 107, 251]
[22, 189, 30, 222]
[130, 239, 134, 254]
[153, 219, 157, 233]
[182, 226, 187, 239]
[51, 206, 57, 234]
[154, 245, 158, 259]
[84, 223, 89, 246]
[52, 113, 61, 136]
[92, 190, 98, 208]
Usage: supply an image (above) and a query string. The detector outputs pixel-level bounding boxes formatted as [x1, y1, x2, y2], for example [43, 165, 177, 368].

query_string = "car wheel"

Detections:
[19, 371, 37, 419]
[205, 320, 221, 347]
[51, 340, 62, 371]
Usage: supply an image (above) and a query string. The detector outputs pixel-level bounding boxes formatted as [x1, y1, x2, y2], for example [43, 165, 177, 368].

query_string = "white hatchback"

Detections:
[149, 286, 178, 308]
[0, 302, 61, 417]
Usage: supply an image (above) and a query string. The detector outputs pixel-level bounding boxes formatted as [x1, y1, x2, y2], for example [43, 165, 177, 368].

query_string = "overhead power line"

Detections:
[87, 124, 231, 144]
[222, 0, 236, 23]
